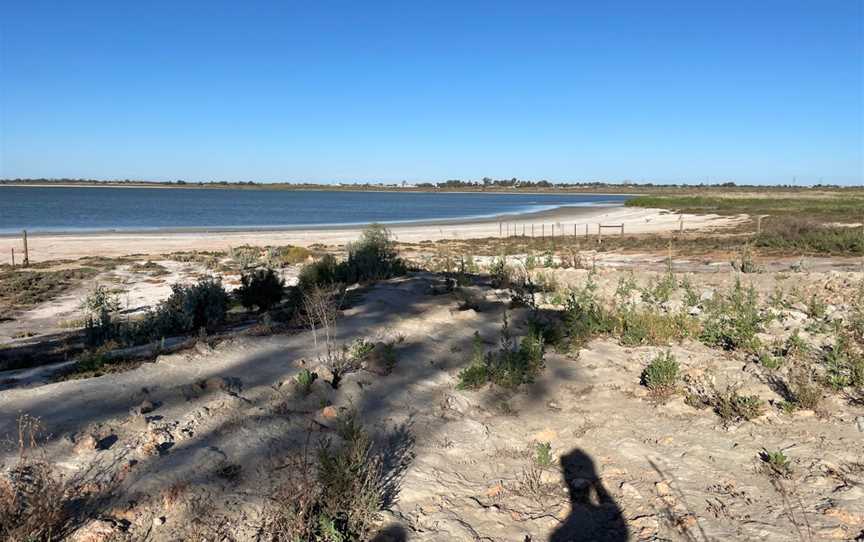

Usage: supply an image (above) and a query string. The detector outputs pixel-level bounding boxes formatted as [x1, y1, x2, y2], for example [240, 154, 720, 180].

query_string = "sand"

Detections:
[1, 267, 862, 540]
[0, 206, 745, 263]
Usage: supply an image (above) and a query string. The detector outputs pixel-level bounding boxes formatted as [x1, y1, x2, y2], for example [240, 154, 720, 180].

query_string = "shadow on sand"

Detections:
[549, 448, 628, 542]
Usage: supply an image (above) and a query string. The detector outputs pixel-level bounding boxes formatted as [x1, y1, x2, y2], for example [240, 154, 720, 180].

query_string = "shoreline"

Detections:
[0, 203, 622, 238]
[0, 206, 747, 263]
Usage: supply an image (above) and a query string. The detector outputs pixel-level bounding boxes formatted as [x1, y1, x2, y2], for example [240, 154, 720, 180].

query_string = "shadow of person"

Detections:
[549, 449, 628, 542]
[370, 524, 407, 542]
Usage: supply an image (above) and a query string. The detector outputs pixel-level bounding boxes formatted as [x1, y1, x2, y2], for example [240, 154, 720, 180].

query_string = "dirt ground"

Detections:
[1, 252, 863, 540]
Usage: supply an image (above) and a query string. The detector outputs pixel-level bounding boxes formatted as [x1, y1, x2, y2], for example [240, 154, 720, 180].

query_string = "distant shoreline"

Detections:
[0, 182, 638, 196]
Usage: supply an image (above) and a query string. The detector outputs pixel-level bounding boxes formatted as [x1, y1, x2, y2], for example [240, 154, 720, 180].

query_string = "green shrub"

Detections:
[341, 224, 406, 283]
[562, 276, 614, 347]
[456, 317, 546, 390]
[349, 339, 375, 360]
[713, 388, 766, 422]
[641, 351, 679, 395]
[267, 415, 385, 541]
[759, 450, 791, 477]
[616, 308, 697, 346]
[298, 254, 341, 292]
[489, 256, 512, 288]
[294, 369, 318, 396]
[700, 279, 765, 352]
[132, 277, 229, 342]
[297, 225, 406, 292]
[825, 335, 864, 390]
[237, 267, 285, 312]
[534, 442, 553, 468]
[79, 284, 121, 317]
[457, 332, 491, 390]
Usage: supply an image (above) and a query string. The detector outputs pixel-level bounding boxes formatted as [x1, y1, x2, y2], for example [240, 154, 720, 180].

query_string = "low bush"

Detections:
[641, 351, 679, 395]
[700, 279, 765, 352]
[1, 415, 116, 541]
[267, 415, 385, 541]
[128, 277, 230, 344]
[342, 224, 406, 283]
[712, 388, 766, 422]
[237, 267, 285, 312]
[615, 308, 698, 346]
[456, 315, 545, 390]
[824, 334, 864, 390]
[759, 449, 791, 477]
[296, 225, 407, 293]
[754, 219, 864, 256]
[294, 369, 318, 396]
[79, 284, 121, 317]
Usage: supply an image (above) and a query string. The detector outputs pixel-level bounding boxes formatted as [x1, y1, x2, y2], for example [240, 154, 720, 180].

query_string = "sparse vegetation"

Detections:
[266, 415, 387, 541]
[456, 314, 545, 390]
[700, 279, 764, 352]
[641, 351, 679, 396]
[712, 388, 766, 422]
[294, 369, 318, 396]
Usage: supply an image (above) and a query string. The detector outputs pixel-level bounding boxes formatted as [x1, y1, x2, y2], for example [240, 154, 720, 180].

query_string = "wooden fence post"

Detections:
[499, 222, 502, 237]
[620, 224, 624, 236]
[757, 216, 762, 234]
[541, 224, 545, 238]
[585, 224, 588, 239]
[11, 248, 14, 267]
[532, 224, 535, 237]
[22, 230, 29, 266]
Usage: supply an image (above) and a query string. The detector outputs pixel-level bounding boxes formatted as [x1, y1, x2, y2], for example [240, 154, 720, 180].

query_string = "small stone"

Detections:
[619, 481, 642, 500]
[320, 405, 338, 420]
[153, 516, 167, 527]
[856, 416, 864, 433]
[73, 433, 98, 455]
[655, 481, 672, 497]
[130, 399, 156, 416]
[539, 469, 560, 484]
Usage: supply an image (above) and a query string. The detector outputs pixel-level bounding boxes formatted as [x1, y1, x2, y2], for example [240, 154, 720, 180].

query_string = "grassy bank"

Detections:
[625, 194, 864, 222]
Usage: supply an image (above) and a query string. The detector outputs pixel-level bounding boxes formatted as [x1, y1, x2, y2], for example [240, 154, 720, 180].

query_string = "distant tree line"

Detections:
[0, 177, 852, 190]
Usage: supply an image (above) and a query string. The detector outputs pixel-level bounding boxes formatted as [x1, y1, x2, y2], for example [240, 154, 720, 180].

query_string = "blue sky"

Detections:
[1, 1, 861, 185]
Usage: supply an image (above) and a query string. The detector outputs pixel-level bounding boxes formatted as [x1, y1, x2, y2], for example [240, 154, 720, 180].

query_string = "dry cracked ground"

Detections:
[1, 258, 864, 541]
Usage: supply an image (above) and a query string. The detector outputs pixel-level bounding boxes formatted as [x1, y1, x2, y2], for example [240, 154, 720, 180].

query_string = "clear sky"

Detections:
[1, 1, 861, 185]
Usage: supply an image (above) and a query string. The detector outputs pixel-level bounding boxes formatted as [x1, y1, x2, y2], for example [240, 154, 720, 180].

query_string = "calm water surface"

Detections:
[0, 186, 629, 234]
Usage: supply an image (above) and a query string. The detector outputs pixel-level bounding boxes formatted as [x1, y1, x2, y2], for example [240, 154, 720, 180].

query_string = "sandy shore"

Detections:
[0, 206, 745, 262]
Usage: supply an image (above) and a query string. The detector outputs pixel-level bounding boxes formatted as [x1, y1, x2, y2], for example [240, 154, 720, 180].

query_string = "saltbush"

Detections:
[641, 351, 679, 395]
[237, 267, 285, 312]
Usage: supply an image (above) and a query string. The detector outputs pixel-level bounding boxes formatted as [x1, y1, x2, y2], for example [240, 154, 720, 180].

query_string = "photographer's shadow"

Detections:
[549, 449, 628, 542]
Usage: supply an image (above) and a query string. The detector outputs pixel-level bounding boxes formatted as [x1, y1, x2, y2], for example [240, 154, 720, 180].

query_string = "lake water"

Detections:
[0, 186, 629, 234]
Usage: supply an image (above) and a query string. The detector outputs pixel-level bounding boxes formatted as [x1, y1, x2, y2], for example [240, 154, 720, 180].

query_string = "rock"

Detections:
[320, 405, 338, 420]
[67, 519, 120, 542]
[856, 416, 864, 433]
[699, 290, 714, 302]
[130, 399, 156, 416]
[73, 433, 98, 455]
[619, 481, 642, 500]
[655, 481, 672, 497]
[688, 306, 702, 316]
[313, 364, 336, 384]
[153, 516, 167, 527]
[539, 469, 560, 484]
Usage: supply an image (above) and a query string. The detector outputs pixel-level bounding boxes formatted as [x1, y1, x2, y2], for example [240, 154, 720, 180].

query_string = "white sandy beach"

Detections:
[0, 206, 746, 263]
